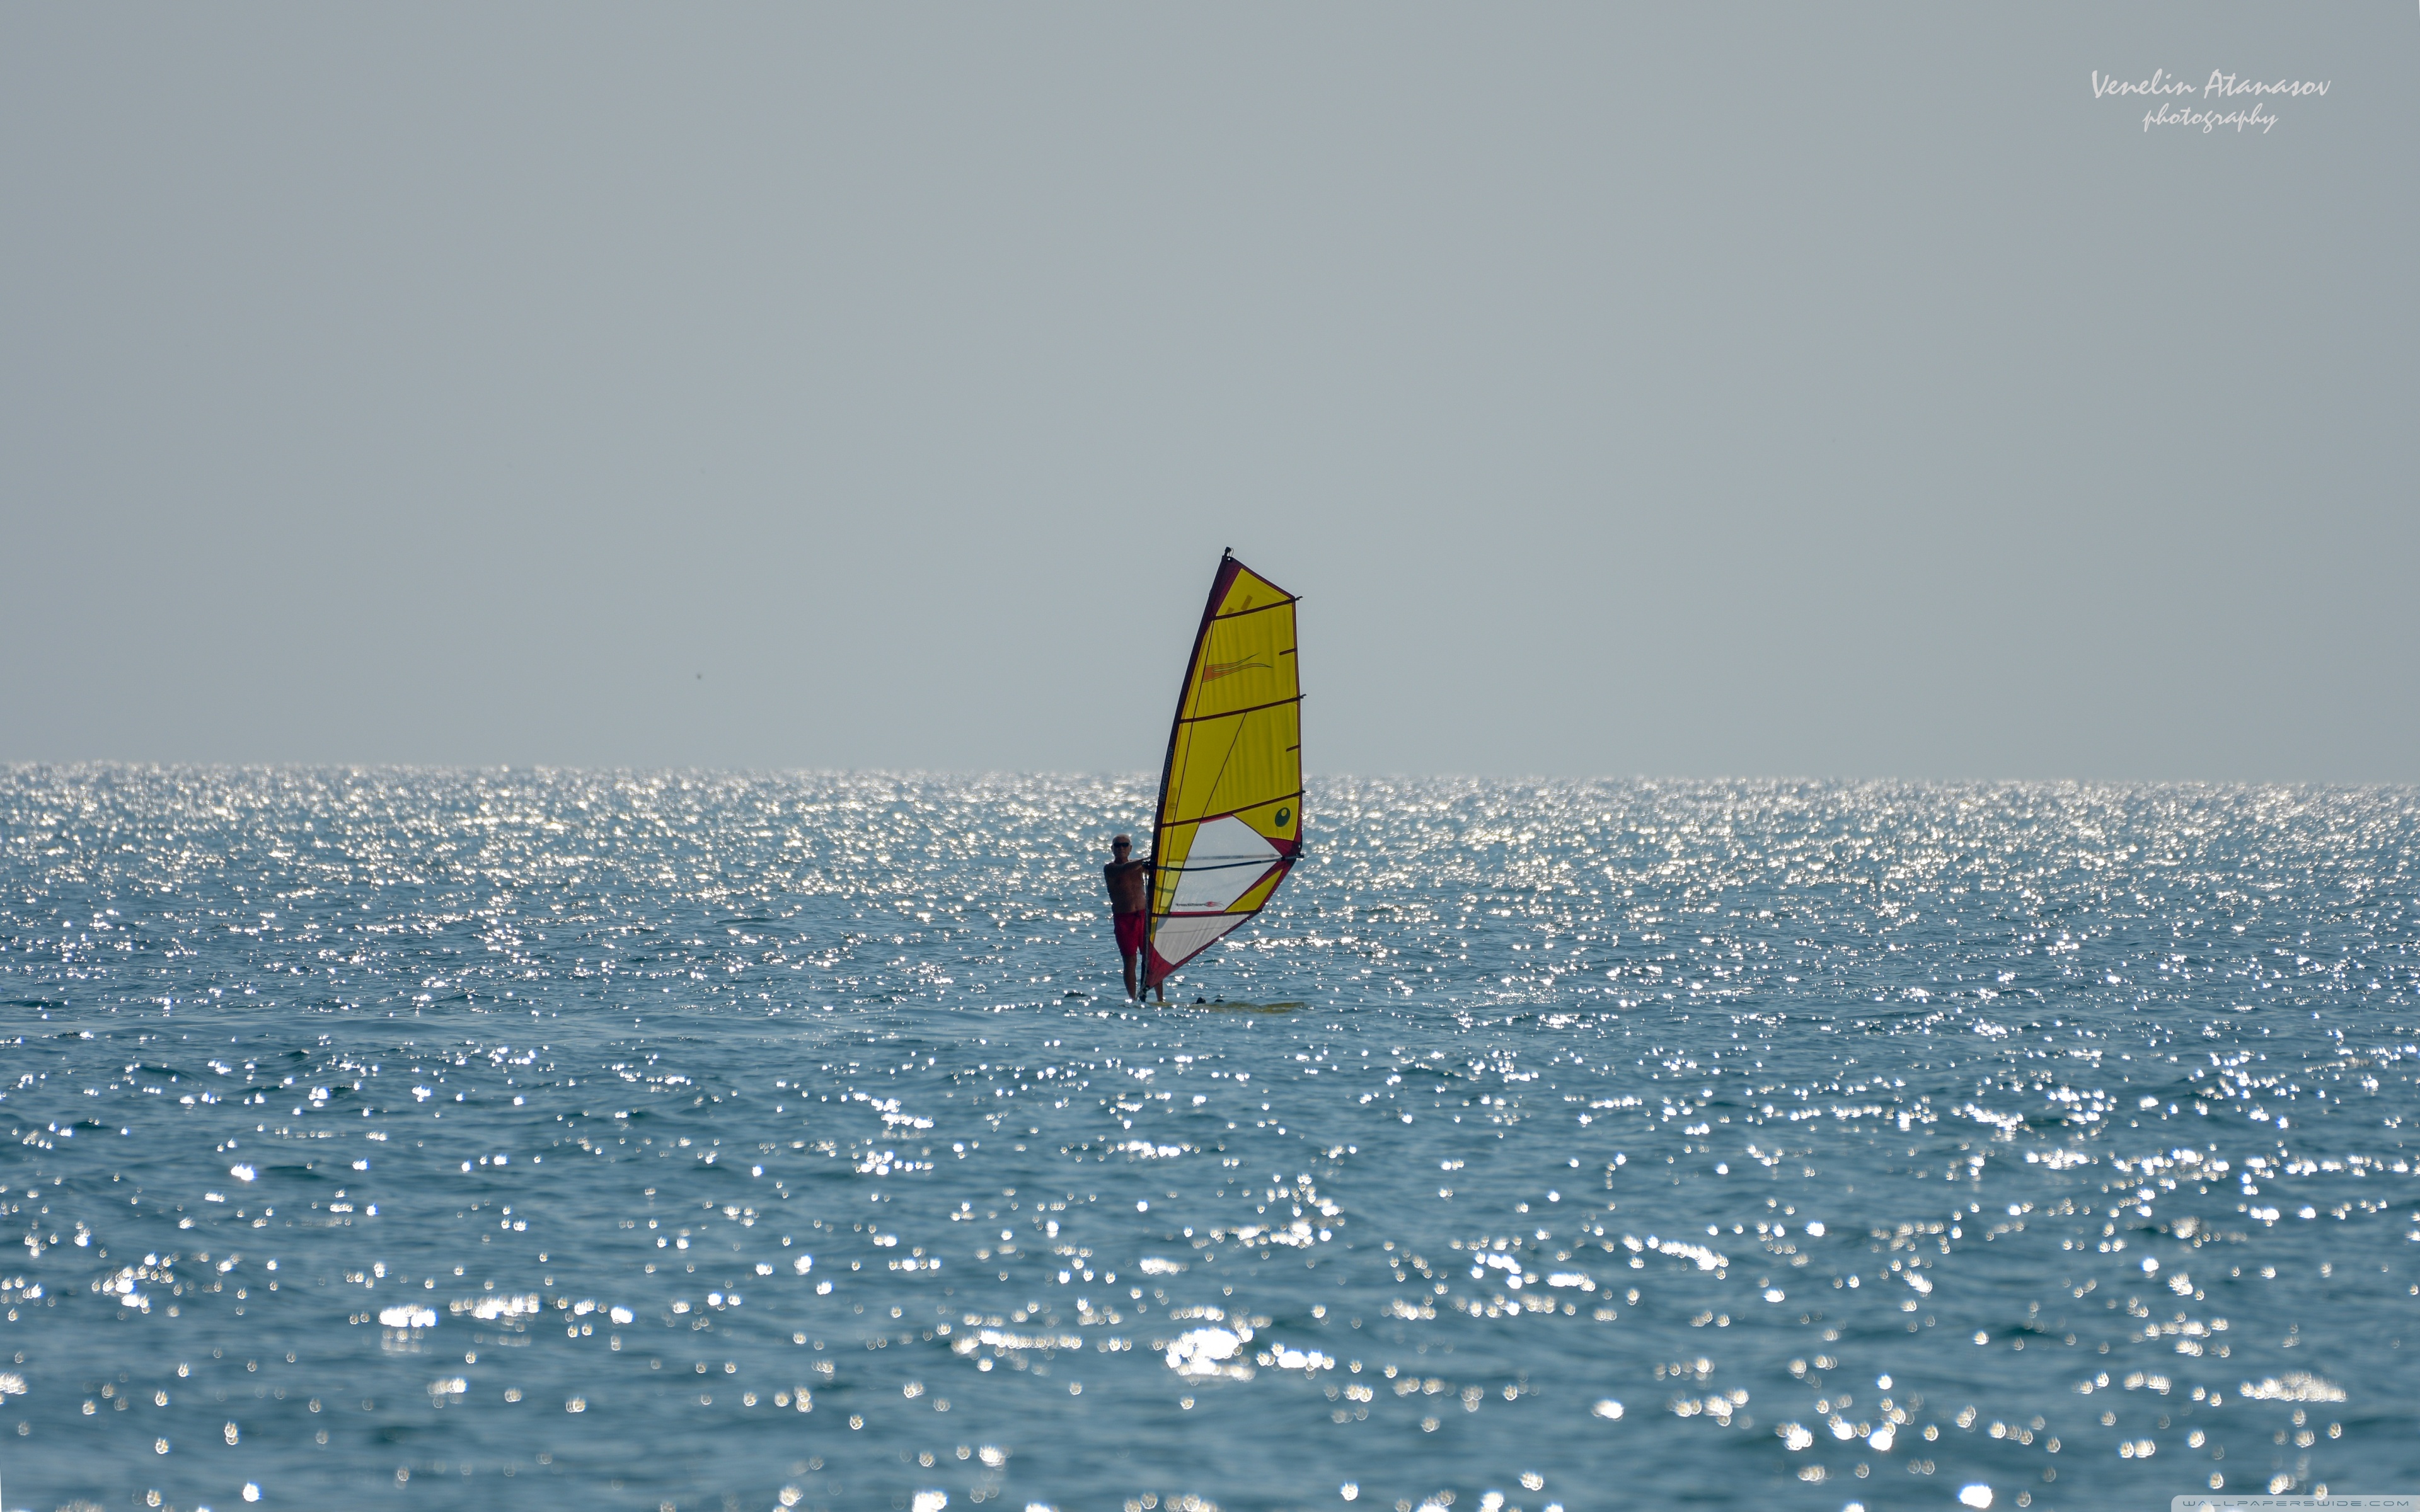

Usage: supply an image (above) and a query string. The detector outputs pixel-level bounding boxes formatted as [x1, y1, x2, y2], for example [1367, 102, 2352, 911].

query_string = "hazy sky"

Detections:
[5, 5, 2412, 781]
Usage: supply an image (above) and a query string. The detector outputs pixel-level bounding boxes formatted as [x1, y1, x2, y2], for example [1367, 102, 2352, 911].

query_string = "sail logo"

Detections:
[1201, 657, 1270, 683]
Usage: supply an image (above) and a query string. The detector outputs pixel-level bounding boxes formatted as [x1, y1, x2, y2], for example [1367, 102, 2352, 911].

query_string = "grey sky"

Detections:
[5, 5, 2412, 781]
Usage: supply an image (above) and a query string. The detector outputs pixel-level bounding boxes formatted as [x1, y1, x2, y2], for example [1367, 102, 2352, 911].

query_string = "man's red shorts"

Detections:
[1114, 912, 1148, 957]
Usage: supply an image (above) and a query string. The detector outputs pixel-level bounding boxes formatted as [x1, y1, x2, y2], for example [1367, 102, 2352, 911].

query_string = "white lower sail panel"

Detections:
[1150, 912, 1246, 968]
[1168, 815, 1281, 911]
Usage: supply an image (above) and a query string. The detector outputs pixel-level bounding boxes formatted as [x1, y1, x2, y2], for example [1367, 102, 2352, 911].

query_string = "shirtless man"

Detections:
[1103, 833, 1161, 1002]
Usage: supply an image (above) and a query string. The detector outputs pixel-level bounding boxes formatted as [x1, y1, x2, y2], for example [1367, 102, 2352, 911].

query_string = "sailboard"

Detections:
[1144, 551, 1302, 992]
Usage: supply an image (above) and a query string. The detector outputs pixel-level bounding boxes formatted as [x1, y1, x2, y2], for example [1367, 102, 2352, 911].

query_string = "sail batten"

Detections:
[1144, 553, 1302, 990]
[1172, 694, 1303, 725]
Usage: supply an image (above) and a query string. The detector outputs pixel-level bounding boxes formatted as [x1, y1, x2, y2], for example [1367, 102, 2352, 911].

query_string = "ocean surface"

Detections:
[1, 769, 2416, 1512]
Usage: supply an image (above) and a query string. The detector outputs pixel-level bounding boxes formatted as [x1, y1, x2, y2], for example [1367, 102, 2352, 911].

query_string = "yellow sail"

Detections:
[1146, 552, 1301, 988]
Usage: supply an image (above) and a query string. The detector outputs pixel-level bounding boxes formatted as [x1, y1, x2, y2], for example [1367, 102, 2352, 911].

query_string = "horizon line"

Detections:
[3, 760, 2411, 793]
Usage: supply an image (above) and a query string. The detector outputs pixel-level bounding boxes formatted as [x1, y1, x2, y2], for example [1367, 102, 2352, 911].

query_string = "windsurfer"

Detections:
[1103, 834, 1163, 1002]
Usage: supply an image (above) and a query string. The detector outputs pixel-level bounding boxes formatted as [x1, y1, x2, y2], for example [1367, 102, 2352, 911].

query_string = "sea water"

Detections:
[0, 769, 2414, 1512]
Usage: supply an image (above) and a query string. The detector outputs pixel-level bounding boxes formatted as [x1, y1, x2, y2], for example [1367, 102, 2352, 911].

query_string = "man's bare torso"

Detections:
[1104, 857, 1151, 914]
